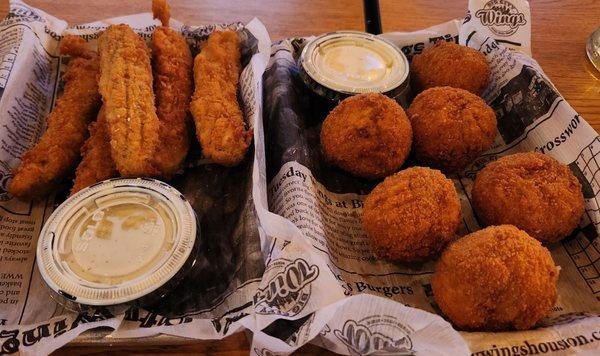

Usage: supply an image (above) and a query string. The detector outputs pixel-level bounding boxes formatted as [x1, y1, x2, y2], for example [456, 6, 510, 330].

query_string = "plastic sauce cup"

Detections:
[299, 31, 410, 106]
[37, 178, 198, 307]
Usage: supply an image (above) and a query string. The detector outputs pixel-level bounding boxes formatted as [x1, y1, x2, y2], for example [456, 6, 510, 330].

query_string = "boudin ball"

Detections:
[472, 152, 585, 243]
[411, 41, 490, 95]
[408, 86, 497, 172]
[432, 225, 559, 330]
[320, 93, 412, 179]
[362, 167, 461, 262]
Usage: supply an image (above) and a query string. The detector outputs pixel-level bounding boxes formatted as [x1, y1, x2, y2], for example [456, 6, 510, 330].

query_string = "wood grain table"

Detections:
[1, 0, 599, 354]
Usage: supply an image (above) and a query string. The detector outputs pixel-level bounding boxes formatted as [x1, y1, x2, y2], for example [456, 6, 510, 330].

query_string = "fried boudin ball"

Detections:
[432, 225, 559, 330]
[411, 41, 490, 95]
[472, 152, 584, 243]
[362, 167, 461, 261]
[408, 86, 496, 172]
[320, 93, 412, 179]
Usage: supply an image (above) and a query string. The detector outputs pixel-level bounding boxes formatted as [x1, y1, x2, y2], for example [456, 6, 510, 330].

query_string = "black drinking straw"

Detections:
[363, 0, 382, 35]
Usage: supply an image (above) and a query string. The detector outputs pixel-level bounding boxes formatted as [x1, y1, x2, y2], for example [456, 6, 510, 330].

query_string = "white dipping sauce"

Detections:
[299, 31, 409, 96]
[316, 44, 390, 87]
[37, 178, 196, 306]
[67, 202, 168, 282]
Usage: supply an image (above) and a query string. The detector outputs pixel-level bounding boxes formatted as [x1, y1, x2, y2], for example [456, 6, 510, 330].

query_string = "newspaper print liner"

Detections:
[255, 0, 600, 354]
[0, 0, 271, 354]
[1, 0, 599, 355]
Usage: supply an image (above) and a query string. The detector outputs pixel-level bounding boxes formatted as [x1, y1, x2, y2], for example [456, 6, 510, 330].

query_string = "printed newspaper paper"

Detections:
[254, 0, 600, 354]
[0, 0, 598, 355]
[0, 0, 272, 354]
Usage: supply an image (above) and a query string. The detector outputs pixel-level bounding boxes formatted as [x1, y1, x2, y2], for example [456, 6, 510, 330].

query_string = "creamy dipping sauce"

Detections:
[316, 42, 392, 88]
[37, 178, 196, 306]
[299, 31, 409, 100]
[61, 200, 171, 285]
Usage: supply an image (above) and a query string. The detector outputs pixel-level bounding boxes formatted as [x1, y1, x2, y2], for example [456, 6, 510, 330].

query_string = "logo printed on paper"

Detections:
[0, 160, 13, 202]
[253, 258, 319, 317]
[334, 315, 413, 355]
[475, 0, 527, 37]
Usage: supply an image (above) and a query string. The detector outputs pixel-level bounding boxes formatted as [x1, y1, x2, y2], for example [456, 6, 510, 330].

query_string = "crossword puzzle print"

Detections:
[565, 136, 600, 297]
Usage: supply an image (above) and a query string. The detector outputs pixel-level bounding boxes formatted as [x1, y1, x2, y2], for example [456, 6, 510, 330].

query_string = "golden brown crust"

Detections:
[432, 225, 559, 331]
[320, 93, 412, 179]
[151, 26, 193, 178]
[98, 24, 160, 177]
[59, 35, 96, 59]
[408, 86, 497, 172]
[71, 107, 118, 195]
[362, 167, 461, 261]
[8, 41, 100, 200]
[152, 0, 170, 27]
[190, 30, 252, 167]
[472, 152, 584, 243]
[411, 41, 490, 95]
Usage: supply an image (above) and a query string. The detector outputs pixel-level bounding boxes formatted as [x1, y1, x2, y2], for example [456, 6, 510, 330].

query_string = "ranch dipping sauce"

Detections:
[299, 31, 410, 106]
[62, 199, 170, 285]
[37, 178, 197, 306]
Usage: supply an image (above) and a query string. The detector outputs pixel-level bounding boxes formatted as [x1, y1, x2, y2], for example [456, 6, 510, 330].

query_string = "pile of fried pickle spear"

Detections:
[8, 0, 252, 200]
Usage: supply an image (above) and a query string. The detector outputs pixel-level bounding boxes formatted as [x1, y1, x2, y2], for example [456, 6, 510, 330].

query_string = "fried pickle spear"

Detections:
[190, 30, 252, 167]
[151, 1, 193, 177]
[98, 24, 160, 177]
[71, 107, 118, 195]
[8, 35, 100, 200]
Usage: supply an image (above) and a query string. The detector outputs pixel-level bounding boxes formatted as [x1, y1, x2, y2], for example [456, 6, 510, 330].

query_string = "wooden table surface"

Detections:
[1, 0, 599, 354]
